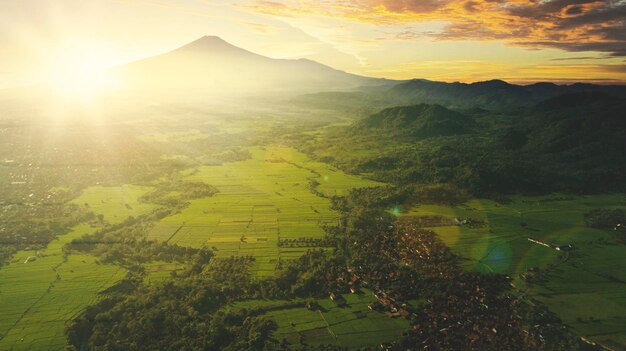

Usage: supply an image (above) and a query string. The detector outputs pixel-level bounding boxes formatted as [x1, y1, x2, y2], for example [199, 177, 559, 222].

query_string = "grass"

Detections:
[0, 185, 157, 350]
[149, 145, 381, 277]
[403, 193, 626, 347]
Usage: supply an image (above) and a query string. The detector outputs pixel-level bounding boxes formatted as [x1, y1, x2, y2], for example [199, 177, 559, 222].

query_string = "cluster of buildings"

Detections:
[370, 291, 412, 319]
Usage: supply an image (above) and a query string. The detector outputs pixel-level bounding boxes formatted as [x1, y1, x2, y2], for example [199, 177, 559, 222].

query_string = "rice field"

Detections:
[403, 193, 626, 346]
[0, 224, 126, 351]
[70, 184, 157, 223]
[1, 149, 381, 349]
[232, 289, 409, 349]
[148, 145, 381, 277]
[0, 185, 157, 350]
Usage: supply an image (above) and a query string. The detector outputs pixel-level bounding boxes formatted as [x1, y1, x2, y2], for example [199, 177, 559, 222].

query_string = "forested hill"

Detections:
[386, 79, 626, 110]
[297, 92, 626, 196]
[357, 103, 474, 137]
[526, 92, 626, 154]
[292, 79, 626, 111]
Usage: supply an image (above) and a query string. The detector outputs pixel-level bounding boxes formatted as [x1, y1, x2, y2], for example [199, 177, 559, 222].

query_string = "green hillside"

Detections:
[358, 103, 474, 137]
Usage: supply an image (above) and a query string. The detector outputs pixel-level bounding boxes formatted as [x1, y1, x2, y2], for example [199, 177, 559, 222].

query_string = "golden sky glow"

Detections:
[1, 0, 625, 88]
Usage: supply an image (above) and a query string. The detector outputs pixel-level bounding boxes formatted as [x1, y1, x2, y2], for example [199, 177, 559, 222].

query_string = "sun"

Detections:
[45, 43, 121, 100]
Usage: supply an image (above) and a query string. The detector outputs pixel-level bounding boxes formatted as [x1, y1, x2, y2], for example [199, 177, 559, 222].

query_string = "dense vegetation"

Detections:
[385, 79, 626, 110]
[357, 103, 474, 137]
[584, 208, 626, 243]
[293, 80, 626, 111]
[296, 93, 626, 196]
[66, 257, 279, 351]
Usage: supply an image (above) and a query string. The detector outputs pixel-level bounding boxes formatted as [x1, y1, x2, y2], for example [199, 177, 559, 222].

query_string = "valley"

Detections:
[0, 34, 624, 351]
[0, 140, 382, 349]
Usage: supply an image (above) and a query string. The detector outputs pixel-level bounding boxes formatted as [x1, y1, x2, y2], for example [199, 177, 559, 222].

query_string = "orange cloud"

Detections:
[243, 0, 626, 56]
[363, 60, 626, 84]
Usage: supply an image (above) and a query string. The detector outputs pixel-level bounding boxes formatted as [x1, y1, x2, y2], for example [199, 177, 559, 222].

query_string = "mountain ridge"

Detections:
[116, 36, 390, 95]
[113, 36, 626, 106]
[385, 78, 626, 109]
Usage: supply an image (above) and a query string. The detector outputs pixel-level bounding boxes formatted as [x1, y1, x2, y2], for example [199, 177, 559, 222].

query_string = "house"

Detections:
[306, 301, 319, 311]
[329, 292, 346, 305]
[368, 301, 383, 311]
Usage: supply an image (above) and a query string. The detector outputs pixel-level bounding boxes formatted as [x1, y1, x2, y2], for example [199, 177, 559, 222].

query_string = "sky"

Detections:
[1, 0, 625, 88]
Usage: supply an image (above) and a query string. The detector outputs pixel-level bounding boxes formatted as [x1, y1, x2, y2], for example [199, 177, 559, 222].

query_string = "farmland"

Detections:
[70, 185, 158, 223]
[148, 145, 381, 277]
[0, 185, 156, 350]
[1, 108, 623, 350]
[0, 146, 384, 350]
[403, 194, 626, 346]
[231, 288, 409, 349]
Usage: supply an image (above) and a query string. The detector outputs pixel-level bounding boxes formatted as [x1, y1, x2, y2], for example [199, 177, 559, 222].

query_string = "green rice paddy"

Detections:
[403, 193, 626, 346]
[0, 149, 382, 349]
[231, 289, 409, 349]
[0, 185, 156, 350]
[148, 146, 381, 277]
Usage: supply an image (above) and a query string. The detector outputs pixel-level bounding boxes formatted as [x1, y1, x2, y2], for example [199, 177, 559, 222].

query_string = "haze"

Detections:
[1, 0, 626, 90]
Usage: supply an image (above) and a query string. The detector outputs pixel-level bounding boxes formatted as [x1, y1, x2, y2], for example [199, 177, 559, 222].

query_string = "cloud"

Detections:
[362, 59, 626, 84]
[241, 21, 273, 33]
[565, 6, 584, 16]
[522, 41, 626, 57]
[378, 0, 448, 13]
[550, 56, 613, 61]
[241, 0, 626, 56]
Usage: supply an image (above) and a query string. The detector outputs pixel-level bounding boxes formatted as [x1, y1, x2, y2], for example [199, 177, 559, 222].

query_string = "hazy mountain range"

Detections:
[116, 36, 391, 95]
[116, 36, 626, 108]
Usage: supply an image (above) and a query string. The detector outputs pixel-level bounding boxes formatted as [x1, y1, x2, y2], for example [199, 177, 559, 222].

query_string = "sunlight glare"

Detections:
[46, 43, 121, 100]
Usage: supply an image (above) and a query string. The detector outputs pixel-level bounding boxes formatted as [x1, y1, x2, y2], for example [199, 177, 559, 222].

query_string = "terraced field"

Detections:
[148, 146, 381, 277]
[0, 185, 156, 351]
[403, 194, 626, 347]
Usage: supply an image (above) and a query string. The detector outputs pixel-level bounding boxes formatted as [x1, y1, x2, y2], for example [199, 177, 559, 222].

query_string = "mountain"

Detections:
[294, 78, 626, 111]
[116, 36, 389, 95]
[526, 92, 626, 154]
[358, 104, 474, 137]
[386, 79, 626, 110]
[115, 36, 626, 106]
[305, 93, 626, 195]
